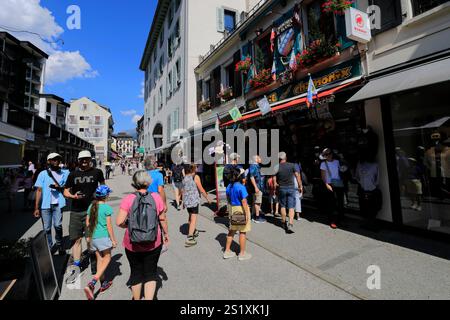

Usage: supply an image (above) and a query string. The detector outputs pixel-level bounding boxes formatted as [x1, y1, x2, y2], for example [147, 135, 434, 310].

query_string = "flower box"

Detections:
[249, 68, 273, 90]
[235, 57, 252, 73]
[218, 87, 234, 102]
[322, 0, 354, 15]
[198, 100, 211, 113]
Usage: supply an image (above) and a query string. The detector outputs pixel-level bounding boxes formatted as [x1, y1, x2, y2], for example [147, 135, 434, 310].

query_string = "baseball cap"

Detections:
[95, 185, 112, 198]
[78, 150, 92, 159]
[278, 152, 287, 160]
[229, 153, 240, 161]
[47, 153, 62, 161]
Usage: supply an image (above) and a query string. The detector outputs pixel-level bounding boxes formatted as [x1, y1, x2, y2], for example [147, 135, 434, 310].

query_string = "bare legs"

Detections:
[280, 208, 295, 225]
[94, 249, 111, 282]
[225, 230, 247, 256]
[130, 281, 157, 300]
[188, 213, 197, 237]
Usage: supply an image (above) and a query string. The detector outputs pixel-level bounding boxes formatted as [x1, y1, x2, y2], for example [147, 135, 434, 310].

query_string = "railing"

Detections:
[199, 0, 271, 65]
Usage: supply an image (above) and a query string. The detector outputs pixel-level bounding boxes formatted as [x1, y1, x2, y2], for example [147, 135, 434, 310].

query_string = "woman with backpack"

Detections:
[223, 168, 252, 261]
[182, 164, 212, 247]
[116, 170, 169, 300]
[84, 185, 117, 300]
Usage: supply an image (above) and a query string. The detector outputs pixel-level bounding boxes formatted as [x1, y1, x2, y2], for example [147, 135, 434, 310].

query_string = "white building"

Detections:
[139, 0, 258, 159]
[67, 97, 114, 162]
[114, 132, 135, 158]
[38, 94, 70, 130]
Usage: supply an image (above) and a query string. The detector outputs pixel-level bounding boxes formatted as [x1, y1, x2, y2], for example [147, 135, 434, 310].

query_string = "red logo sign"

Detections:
[355, 14, 364, 28]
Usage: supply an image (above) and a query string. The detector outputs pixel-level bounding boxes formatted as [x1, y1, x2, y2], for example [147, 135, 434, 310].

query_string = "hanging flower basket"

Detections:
[235, 57, 252, 73]
[218, 87, 234, 102]
[296, 39, 340, 69]
[322, 0, 354, 15]
[249, 68, 273, 90]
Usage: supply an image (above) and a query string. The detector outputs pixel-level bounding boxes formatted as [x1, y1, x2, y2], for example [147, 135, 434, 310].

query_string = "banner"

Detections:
[229, 107, 243, 122]
[257, 96, 272, 116]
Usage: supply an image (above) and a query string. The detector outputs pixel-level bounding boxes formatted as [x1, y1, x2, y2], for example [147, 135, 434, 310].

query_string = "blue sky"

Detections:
[37, 0, 156, 133]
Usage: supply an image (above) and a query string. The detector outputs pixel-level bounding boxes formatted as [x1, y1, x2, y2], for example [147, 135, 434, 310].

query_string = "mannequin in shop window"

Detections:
[424, 132, 450, 199]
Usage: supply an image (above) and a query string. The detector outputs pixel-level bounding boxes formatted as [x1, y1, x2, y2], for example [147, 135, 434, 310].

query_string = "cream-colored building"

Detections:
[67, 97, 114, 162]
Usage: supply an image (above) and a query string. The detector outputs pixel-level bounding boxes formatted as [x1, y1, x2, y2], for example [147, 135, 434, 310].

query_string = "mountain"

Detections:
[115, 129, 137, 139]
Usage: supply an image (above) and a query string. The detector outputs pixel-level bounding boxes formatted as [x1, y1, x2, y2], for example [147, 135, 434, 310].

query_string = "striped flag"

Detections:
[306, 74, 318, 108]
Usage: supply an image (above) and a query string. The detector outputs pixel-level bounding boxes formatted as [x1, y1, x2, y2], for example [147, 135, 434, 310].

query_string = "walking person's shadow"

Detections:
[215, 233, 239, 253]
[154, 267, 168, 300]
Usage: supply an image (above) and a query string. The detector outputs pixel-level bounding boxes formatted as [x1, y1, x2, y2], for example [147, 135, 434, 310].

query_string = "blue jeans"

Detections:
[279, 187, 296, 210]
[41, 204, 63, 248]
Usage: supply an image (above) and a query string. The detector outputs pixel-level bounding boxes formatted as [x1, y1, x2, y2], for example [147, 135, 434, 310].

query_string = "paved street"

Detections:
[4, 171, 449, 300]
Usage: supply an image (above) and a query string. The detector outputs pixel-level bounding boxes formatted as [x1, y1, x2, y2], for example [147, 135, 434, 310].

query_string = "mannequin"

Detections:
[424, 132, 450, 198]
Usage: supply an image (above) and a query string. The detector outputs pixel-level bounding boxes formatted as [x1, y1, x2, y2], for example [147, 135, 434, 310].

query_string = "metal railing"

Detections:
[199, 0, 271, 65]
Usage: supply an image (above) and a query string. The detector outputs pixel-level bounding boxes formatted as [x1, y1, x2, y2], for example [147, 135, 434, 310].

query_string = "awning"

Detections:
[394, 116, 450, 132]
[221, 79, 360, 128]
[347, 57, 450, 103]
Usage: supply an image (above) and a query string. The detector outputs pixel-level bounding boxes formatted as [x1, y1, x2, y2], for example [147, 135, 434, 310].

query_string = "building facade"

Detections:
[140, 0, 259, 159]
[0, 32, 94, 166]
[67, 97, 114, 162]
[195, 0, 450, 238]
[114, 132, 135, 158]
[39, 94, 70, 130]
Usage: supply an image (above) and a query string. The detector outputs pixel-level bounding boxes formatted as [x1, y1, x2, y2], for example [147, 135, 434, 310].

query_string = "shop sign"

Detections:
[247, 58, 361, 110]
[345, 7, 371, 44]
[257, 96, 272, 116]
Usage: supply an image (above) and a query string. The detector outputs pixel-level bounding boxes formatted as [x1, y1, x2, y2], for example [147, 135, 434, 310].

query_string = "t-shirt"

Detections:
[147, 170, 164, 193]
[120, 193, 164, 252]
[275, 162, 299, 188]
[34, 169, 70, 210]
[320, 160, 341, 184]
[172, 164, 184, 182]
[247, 164, 264, 194]
[226, 182, 248, 206]
[87, 203, 113, 239]
[65, 167, 105, 212]
[50, 171, 63, 204]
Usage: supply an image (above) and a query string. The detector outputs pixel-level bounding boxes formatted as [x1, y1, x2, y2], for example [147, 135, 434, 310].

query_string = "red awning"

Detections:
[221, 80, 359, 128]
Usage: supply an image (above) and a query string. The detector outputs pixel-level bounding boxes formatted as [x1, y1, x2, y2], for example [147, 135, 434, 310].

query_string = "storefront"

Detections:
[348, 55, 450, 236]
[0, 122, 30, 168]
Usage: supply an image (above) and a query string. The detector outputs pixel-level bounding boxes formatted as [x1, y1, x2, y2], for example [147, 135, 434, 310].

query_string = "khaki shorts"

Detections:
[251, 192, 263, 205]
[229, 206, 251, 233]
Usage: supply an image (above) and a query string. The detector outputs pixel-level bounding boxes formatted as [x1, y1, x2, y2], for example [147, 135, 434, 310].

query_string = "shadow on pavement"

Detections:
[179, 223, 189, 236]
[215, 233, 239, 254]
[154, 267, 168, 300]
[106, 253, 123, 282]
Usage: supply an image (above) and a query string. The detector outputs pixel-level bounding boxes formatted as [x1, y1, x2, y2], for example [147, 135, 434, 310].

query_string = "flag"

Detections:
[306, 74, 318, 108]
[215, 113, 220, 131]
[270, 28, 276, 53]
[271, 59, 277, 81]
[245, 64, 257, 94]
[229, 107, 243, 122]
[289, 49, 297, 71]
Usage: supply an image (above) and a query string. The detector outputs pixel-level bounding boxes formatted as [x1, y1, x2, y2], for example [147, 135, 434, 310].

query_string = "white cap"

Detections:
[229, 153, 240, 161]
[78, 150, 92, 159]
[47, 153, 62, 161]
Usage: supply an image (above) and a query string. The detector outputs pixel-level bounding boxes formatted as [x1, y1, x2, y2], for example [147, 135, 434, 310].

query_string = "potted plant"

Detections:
[296, 39, 340, 69]
[249, 68, 273, 90]
[198, 99, 211, 112]
[218, 87, 234, 102]
[322, 0, 354, 15]
[235, 57, 252, 73]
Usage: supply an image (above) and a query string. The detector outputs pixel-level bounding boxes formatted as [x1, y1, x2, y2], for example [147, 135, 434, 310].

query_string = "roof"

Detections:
[40, 94, 70, 107]
[139, 0, 172, 71]
[0, 31, 49, 59]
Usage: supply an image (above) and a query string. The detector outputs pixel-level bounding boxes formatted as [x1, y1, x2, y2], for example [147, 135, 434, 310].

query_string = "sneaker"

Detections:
[238, 252, 252, 261]
[223, 251, 236, 259]
[99, 280, 113, 293]
[330, 223, 337, 229]
[296, 215, 302, 221]
[287, 224, 295, 234]
[193, 229, 200, 238]
[65, 266, 80, 285]
[185, 236, 197, 247]
[84, 281, 96, 300]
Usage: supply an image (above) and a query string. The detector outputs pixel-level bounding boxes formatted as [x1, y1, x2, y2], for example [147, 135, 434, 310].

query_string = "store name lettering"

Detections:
[294, 67, 353, 95]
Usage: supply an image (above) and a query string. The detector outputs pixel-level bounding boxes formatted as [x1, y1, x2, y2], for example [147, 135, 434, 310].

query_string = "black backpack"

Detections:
[128, 192, 159, 244]
[173, 165, 184, 182]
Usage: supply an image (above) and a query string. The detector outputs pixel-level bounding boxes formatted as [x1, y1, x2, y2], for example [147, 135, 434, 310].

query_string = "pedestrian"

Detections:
[111, 162, 116, 177]
[171, 160, 185, 210]
[266, 175, 279, 216]
[293, 162, 303, 221]
[273, 152, 303, 234]
[28, 161, 36, 174]
[105, 163, 111, 180]
[23, 170, 34, 210]
[247, 155, 266, 223]
[64, 150, 106, 283]
[84, 185, 117, 300]
[182, 164, 212, 247]
[144, 156, 167, 210]
[320, 148, 345, 229]
[33, 153, 69, 254]
[116, 170, 169, 300]
[223, 168, 252, 261]
[121, 163, 126, 175]
[223, 153, 242, 188]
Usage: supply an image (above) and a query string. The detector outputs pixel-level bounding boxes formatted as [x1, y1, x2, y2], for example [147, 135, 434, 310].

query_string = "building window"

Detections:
[168, 5, 173, 26]
[175, 19, 180, 40]
[167, 114, 172, 143]
[254, 31, 273, 72]
[79, 128, 84, 132]
[168, 71, 173, 98]
[46, 115, 51, 122]
[389, 81, 450, 235]
[224, 10, 236, 33]
[153, 49, 157, 63]
[369, 0, 402, 35]
[82, 104, 87, 111]
[225, 63, 235, 89]
[412, 0, 448, 16]
[159, 56, 164, 76]
[306, 1, 337, 45]
[159, 86, 163, 109]
[204, 80, 211, 100]
[168, 35, 173, 59]
[46, 102, 52, 113]
[80, 116, 85, 121]
[175, 58, 181, 86]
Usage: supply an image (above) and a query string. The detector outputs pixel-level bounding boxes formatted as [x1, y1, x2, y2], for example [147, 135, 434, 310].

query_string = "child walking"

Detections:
[84, 185, 117, 300]
[182, 164, 211, 247]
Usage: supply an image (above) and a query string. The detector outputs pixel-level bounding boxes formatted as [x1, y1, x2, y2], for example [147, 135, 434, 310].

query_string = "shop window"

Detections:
[225, 63, 234, 89]
[306, 0, 337, 45]
[254, 31, 273, 72]
[412, 0, 448, 16]
[389, 81, 450, 234]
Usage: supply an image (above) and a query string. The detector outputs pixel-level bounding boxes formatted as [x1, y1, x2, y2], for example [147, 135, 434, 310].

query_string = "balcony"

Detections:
[26, 60, 42, 70]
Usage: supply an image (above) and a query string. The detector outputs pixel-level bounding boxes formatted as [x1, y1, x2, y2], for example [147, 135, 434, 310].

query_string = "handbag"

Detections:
[230, 206, 247, 226]
[325, 161, 344, 188]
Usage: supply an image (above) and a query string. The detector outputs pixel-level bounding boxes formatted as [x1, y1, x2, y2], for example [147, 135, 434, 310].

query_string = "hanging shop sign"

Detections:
[345, 7, 371, 44]
[247, 58, 361, 110]
[257, 96, 272, 116]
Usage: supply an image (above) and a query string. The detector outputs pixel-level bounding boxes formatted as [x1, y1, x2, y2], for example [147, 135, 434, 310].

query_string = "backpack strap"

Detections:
[47, 169, 61, 187]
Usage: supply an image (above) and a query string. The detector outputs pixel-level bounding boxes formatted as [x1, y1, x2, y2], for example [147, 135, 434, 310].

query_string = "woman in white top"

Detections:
[320, 148, 345, 229]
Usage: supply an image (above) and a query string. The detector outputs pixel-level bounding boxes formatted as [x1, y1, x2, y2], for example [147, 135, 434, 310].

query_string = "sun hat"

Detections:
[95, 185, 112, 198]
[78, 150, 92, 159]
[47, 153, 62, 161]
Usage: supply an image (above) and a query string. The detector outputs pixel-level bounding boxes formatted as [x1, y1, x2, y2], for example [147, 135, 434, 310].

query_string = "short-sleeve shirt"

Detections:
[275, 162, 299, 188]
[87, 203, 113, 239]
[247, 164, 264, 193]
[320, 160, 341, 184]
[147, 170, 164, 193]
[65, 168, 105, 212]
[226, 182, 248, 206]
[120, 193, 164, 252]
[34, 169, 70, 210]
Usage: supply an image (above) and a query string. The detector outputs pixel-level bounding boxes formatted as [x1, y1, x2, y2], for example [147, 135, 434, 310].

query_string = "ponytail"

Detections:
[88, 200, 99, 237]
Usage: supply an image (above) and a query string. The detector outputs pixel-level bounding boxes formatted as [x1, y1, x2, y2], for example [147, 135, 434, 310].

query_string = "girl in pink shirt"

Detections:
[116, 170, 169, 300]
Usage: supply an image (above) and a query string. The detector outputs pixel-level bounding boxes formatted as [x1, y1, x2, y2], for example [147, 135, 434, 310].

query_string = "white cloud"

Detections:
[132, 115, 142, 124]
[139, 81, 145, 99]
[121, 110, 137, 116]
[0, 0, 98, 85]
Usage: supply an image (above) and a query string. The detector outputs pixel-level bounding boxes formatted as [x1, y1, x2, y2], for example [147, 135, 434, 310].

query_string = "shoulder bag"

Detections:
[324, 161, 344, 188]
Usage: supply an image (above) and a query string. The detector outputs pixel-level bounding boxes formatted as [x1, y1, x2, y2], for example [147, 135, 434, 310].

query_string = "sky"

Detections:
[0, 0, 157, 133]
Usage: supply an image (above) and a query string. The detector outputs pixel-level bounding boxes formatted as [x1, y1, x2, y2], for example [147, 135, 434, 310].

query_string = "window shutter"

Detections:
[173, 65, 177, 90]
[233, 50, 242, 97]
[336, 12, 354, 50]
[167, 115, 171, 143]
[213, 66, 221, 106]
[217, 7, 225, 32]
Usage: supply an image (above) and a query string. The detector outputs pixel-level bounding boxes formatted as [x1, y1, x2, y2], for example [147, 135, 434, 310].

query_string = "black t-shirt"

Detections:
[275, 162, 299, 188]
[65, 167, 105, 212]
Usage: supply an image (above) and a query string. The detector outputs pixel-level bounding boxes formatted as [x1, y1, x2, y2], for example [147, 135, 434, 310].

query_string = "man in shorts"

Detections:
[171, 161, 185, 210]
[64, 151, 105, 283]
